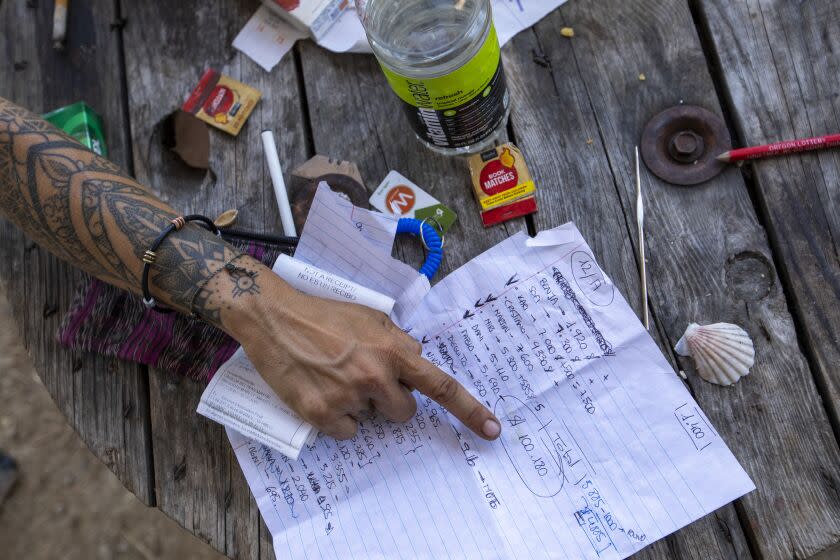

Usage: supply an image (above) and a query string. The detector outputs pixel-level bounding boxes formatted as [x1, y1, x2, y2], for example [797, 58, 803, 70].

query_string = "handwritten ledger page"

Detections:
[230, 198, 754, 559]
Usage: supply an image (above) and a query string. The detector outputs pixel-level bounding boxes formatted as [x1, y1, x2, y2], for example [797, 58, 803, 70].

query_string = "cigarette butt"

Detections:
[53, 0, 69, 49]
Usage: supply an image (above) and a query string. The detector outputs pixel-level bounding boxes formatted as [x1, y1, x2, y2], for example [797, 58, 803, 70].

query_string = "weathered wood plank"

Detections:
[695, 0, 840, 455]
[259, 519, 275, 560]
[506, 1, 840, 559]
[147, 371, 229, 551]
[226, 453, 264, 560]
[0, 0, 153, 505]
[503, 10, 753, 560]
[296, 41, 523, 274]
[121, 0, 309, 557]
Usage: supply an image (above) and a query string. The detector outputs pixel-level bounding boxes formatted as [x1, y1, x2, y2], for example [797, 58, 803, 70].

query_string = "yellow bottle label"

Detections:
[377, 23, 508, 149]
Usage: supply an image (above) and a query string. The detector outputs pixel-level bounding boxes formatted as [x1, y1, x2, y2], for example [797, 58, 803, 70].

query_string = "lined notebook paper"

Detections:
[230, 189, 754, 559]
[293, 183, 430, 324]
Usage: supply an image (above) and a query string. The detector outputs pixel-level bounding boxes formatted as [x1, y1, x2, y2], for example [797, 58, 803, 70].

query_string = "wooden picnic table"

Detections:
[2, 0, 839, 558]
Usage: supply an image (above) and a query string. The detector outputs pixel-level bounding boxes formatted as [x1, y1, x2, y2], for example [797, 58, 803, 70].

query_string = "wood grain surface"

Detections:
[693, 1, 840, 557]
[1, 0, 839, 558]
[695, 0, 840, 456]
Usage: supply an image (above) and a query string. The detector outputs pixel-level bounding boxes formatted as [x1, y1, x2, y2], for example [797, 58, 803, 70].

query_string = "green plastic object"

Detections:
[43, 102, 108, 156]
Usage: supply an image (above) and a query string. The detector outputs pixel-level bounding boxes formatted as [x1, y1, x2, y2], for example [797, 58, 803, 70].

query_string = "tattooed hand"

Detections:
[215, 258, 502, 441]
[0, 97, 500, 441]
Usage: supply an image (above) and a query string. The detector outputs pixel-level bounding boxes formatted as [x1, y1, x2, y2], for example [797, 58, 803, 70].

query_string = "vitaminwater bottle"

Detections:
[357, 0, 510, 155]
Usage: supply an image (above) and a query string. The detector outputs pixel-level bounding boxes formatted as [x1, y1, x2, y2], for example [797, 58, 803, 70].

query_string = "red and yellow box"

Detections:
[182, 69, 261, 136]
[469, 143, 538, 227]
[479, 196, 538, 227]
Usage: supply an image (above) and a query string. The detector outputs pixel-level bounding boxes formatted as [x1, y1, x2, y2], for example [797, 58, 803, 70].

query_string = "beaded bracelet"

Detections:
[141, 214, 221, 313]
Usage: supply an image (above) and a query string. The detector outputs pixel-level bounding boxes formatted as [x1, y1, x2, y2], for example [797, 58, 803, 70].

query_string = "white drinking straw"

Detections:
[261, 130, 297, 237]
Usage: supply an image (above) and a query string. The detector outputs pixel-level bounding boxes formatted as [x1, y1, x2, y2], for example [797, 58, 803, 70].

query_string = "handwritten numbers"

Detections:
[674, 403, 718, 451]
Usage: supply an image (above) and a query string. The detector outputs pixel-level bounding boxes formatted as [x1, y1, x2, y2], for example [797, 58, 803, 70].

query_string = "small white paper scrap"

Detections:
[233, 6, 307, 72]
[198, 348, 316, 460]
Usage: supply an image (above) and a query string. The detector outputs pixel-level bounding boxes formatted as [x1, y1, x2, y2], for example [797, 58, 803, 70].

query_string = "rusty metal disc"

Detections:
[640, 105, 731, 186]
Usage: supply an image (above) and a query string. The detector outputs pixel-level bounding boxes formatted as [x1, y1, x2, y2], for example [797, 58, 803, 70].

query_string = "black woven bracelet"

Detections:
[141, 214, 221, 313]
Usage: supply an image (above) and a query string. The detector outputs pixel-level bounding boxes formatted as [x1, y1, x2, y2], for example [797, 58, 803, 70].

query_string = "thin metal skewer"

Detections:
[636, 146, 649, 330]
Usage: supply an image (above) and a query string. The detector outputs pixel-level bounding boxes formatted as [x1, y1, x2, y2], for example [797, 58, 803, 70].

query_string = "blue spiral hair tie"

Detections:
[397, 217, 444, 280]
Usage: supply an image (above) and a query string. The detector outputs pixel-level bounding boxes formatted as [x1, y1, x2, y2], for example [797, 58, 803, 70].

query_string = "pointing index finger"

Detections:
[402, 354, 501, 440]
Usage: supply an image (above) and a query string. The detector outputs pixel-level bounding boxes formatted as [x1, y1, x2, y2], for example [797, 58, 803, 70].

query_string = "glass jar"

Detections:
[357, 0, 510, 156]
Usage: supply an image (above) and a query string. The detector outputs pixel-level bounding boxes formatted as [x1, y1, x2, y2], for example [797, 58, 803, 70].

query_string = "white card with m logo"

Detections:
[370, 170, 441, 218]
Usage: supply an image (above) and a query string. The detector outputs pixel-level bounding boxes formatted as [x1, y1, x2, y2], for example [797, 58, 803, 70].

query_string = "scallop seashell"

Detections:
[674, 322, 755, 386]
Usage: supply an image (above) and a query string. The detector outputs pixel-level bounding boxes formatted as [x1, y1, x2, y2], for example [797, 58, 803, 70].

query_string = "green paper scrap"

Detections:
[415, 203, 457, 233]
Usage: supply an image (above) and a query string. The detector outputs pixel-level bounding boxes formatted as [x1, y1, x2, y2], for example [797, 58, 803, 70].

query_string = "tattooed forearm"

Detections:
[0, 96, 248, 324]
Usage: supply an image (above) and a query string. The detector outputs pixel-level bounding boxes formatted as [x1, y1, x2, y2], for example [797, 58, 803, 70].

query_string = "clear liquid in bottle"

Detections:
[357, 0, 510, 155]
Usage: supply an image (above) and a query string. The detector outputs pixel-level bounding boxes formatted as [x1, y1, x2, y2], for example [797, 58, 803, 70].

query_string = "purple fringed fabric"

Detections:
[57, 234, 295, 381]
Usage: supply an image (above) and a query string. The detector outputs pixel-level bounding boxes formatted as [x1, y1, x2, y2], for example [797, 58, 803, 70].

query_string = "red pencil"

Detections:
[717, 133, 840, 163]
